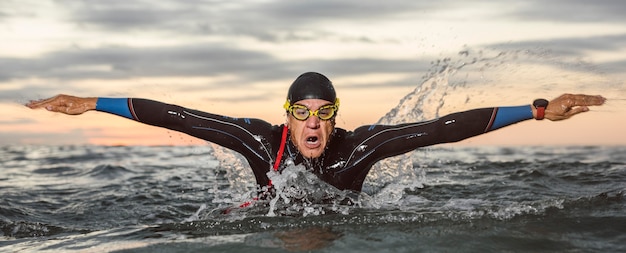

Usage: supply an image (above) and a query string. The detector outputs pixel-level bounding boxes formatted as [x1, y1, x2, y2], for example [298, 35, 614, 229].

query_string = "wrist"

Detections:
[85, 97, 98, 111]
[533, 99, 549, 120]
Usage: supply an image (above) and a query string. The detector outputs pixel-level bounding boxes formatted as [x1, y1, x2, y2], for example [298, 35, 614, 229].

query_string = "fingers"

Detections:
[545, 93, 605, 121]
[25, 96, 57, 109]
[556, 105, 589, 120]
[560, 93, 606, 107]
[25, 94, 96, 115]
[26, 95, 67, 110]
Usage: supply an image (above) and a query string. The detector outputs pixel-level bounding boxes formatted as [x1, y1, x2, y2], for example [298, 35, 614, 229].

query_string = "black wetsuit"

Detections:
[96, 98, 533, 192]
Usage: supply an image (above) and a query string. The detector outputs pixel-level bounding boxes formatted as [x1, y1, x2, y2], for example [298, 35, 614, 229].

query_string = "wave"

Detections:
[2, 190, 621, 243]
[84, 164, 135, 180]
[32, 166, 81, 177]
[131, 189, 623, 242]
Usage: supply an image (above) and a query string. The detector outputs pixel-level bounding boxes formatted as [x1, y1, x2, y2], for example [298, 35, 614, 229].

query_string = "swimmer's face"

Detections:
[286, 99, 336, 159]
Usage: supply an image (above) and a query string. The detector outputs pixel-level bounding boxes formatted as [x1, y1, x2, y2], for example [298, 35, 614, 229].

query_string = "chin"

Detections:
[302, 149, 324, 159]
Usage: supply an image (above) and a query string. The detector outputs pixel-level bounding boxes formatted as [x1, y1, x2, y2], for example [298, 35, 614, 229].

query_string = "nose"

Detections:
[305, 114, 320, 129]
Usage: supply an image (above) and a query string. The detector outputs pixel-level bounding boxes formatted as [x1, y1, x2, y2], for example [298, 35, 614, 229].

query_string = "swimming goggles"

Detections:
[283, 98, 340, 121]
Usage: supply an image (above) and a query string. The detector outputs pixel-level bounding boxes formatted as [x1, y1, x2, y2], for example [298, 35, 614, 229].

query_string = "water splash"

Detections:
[208, 144, 257, 205]
[363, 56, 469, 200]
[265, 164, 357, 217]
[362, 47, 619, 202]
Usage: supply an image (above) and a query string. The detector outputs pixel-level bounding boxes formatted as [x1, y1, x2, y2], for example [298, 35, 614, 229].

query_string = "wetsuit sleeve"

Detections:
[420, 105, 533, 143]
[347, 106, 533, 165]
[406, 105, 532, 144]
[488, 105, 533, 130]
[95, 98, 133, 119]
[94, 97, 278, 170]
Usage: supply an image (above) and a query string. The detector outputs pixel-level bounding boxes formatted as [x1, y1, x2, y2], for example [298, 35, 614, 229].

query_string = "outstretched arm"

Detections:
[26, 94, 282, 187]
[348, 93, 606, 164]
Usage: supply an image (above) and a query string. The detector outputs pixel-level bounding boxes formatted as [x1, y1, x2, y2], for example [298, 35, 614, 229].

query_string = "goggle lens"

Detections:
[288, 104, 337, 121]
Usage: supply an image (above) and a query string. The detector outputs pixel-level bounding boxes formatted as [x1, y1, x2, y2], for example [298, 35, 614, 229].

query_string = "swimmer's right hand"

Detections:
[26, 94, 97, 115]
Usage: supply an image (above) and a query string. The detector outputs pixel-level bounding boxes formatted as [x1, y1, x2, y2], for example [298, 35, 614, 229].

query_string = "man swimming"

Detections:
[26, 72, 606, 193]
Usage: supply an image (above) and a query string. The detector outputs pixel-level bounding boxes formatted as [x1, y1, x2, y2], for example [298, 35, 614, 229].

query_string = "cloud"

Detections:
[489, 33, 626, 55]
[600, 59, 626, 76]
[0, 83, 73, 103]
[0, 0, 19, 20]
[59, 0, 426, 27]
[309, 58, 431, 82]
[0, 43, 278, 81]
[53, 0, 466, 42]
[485, 33, 626, 75]
[511, 0, 626, 23]
[59, 0, 626, 41]
[0, 41, 432, 87]
[3, 0, 625, 92]
[58, 0, 200, 31]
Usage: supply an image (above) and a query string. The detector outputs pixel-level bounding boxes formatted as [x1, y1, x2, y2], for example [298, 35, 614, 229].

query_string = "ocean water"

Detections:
[3, 49, 624, 252]
[1, 145, 624, 252]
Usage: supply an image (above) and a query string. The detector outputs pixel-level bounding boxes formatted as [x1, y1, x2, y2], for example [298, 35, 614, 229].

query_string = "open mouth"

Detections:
[303, 136, 321, 149]
[306, 136, 319, 144]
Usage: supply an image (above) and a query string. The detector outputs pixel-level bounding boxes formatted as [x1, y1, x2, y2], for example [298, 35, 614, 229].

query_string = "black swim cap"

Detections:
[286, 72, 336, 104]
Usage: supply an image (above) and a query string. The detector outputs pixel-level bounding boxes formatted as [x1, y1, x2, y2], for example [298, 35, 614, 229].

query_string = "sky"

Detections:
[1, 0, 625, 146]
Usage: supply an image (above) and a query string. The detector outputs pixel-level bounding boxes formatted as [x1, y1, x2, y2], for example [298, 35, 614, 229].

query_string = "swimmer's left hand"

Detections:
[543, 94, 606, 121]
[26, 94, 97, 115]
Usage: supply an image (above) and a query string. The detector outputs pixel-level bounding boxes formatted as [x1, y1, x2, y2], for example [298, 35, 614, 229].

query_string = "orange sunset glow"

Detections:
[1, 1, 625, 147]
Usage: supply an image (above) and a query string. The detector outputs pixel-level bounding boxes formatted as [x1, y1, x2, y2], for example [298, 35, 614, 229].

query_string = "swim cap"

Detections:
[286, 72, 337, 104]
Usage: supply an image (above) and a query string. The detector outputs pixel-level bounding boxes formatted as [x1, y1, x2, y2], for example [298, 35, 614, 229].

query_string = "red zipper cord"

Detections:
[272, 125, 289, 171]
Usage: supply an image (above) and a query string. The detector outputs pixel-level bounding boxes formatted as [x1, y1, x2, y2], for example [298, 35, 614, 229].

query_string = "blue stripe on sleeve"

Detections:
[95, 98, 133, 119]
[490, 105, 533, 130]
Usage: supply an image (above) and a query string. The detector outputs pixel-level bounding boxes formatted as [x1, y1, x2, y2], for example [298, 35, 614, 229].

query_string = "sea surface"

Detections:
[3, 49, 624, 252]
[1, 145, 624, 252]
